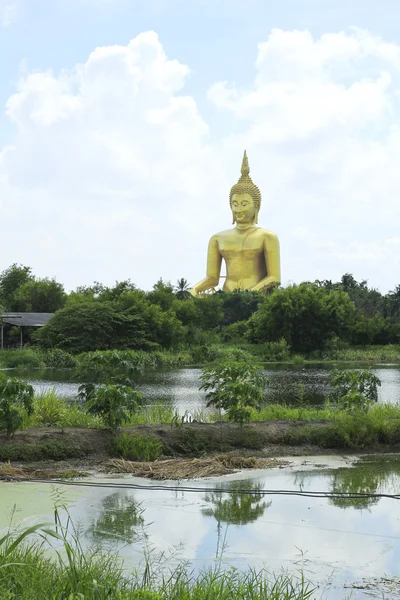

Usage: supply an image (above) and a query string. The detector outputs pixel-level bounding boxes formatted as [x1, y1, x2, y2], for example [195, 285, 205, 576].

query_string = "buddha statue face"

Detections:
[231, 192, 257, 226]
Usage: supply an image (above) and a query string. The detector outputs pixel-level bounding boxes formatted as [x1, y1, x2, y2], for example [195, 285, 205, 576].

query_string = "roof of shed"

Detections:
[1, 313, 54, 327]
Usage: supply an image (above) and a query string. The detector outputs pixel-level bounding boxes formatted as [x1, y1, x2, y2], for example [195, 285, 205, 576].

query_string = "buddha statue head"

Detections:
[229, 150, 262, 225]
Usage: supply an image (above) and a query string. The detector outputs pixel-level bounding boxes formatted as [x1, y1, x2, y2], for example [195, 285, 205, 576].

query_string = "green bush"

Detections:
[329, 369, 381, 412]
[112, 432, 164, 461]
[75, 349, 150, 383]
[200, 361, 267, 426]
[83, 384, 142, 431]
[168, 427, 218, 455]
[0, 349, 44, 369]
[0, 438, 86, 461]
[0, 375, 34, 437]
[261, 339, 291, 361]
[41, 348, 77, 369]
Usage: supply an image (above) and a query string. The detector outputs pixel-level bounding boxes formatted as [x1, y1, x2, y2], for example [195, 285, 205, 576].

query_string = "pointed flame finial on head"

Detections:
[229, 150, 262, 224]
[240, 150, 250, 179]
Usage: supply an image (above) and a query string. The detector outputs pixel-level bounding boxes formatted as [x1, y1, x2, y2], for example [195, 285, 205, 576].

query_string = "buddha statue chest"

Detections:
[218, 229, 265, 259]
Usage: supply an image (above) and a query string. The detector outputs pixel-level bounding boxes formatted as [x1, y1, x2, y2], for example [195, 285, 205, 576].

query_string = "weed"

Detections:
[112, 433, 164, 462]
[0, 439, 87, 461]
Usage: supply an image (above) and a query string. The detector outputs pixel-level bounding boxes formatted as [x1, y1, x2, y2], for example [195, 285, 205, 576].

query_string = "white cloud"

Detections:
[0, 0, 17, 26]
[1, 28, 400, 291]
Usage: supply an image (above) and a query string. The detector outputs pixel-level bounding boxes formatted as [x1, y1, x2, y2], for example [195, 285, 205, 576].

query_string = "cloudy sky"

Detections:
[1, 0, 400, 293]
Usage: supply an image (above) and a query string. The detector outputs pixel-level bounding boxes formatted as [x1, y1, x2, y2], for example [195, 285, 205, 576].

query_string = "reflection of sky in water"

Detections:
[2, 456, 400, 599]
[14, 365, 400, 412]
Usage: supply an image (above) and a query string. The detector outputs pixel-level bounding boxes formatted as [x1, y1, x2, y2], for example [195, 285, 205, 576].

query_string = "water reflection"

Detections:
[329, 456, 400, 510]
[201, 480, 271, 525]
[86, 492, 144, 544]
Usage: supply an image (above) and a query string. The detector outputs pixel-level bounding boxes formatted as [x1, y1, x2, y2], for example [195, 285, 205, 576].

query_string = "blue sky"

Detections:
[2, 0, 399, 145]
[1, 0, 400, 291]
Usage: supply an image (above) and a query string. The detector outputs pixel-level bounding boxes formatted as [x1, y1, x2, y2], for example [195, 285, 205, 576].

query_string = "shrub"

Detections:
[261, 339, 291, 361]
[41, 348, 77, 369]
[112, 433, 164, 461]
[329, 369, 381, 412]
[83, 384, 142, 431]
[0, 375, 34, 437]
[0, 349, 44, 369]
[75, 349, 149, 384]
[0, 438, 86, 461]
[200, 361, 267, 427]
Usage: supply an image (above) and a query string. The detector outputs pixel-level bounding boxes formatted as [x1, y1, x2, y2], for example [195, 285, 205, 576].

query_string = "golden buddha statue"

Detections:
[190, 151, 280, 296]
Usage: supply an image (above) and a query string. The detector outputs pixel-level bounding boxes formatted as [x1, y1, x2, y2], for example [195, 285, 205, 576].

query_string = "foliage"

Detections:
[83, 384, 142, 431]
[249, 283, 357, 353]
[200, 361, 267, 426]
[0, 374, 34, 437]
[0, 349, 44, 369]
[194, 294, 224, 330]
[11, 277, 67, 312]
[147, 278, 176, 310]
[112, 432, 164, 461]
[0, 264, 32, 309]
[0, 438, 86, 461]
[261, 338, 291, 361]
[26, 390, 102, 428]
[219, 290, 263, 326]
[34, 302, 153, 354]
[221, 320, 250, 343]
[329, 369, 381, 412]
[75, 349, 147, 384]
[41, 348, 78, 369]
[174, 278, 191, 300]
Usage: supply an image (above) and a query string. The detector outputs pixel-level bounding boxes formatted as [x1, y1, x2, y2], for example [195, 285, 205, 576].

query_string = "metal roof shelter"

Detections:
[0, 312, 54, 348]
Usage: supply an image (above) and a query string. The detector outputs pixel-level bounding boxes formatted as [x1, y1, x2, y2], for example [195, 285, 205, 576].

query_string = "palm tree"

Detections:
[175, 278, 191, 300]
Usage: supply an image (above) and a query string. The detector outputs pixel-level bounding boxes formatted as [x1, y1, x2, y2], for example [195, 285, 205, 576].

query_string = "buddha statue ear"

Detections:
[254, 208, 259, 224]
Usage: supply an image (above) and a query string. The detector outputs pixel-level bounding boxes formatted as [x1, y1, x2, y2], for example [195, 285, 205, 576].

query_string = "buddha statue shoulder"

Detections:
[190, 151, 281, 296]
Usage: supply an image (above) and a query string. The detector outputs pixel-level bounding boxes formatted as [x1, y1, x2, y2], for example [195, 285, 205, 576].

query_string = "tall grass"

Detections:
[0, 509, 317, 600]
[22, 389, 103, 428]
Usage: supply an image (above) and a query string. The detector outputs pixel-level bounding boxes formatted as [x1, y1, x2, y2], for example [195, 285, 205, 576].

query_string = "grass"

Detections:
[111, 432, 164, 462]
[0, 438, 87, 461]
[0, 509, 316, 600]
[23, 389, 103, 428]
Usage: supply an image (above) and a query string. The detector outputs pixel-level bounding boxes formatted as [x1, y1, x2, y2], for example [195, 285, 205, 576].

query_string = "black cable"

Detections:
[1, 476, 400, 500]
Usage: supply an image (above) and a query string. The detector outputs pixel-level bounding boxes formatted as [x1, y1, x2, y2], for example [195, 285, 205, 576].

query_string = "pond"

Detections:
[10, 363, 400, 413]
[2, 455, 400, 599]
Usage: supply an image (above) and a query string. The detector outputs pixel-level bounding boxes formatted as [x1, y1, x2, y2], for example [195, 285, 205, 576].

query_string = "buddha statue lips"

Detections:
[190, 151, 281, 296]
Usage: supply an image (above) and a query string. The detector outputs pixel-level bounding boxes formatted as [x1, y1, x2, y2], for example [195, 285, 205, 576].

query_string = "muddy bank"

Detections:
[1, 420, 400, 471]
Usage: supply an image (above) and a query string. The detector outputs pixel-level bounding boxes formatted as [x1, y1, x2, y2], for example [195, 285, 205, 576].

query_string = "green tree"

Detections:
[0, 264, 33, 309]
[34, 302, 151, 353]
[147, 279, 175, 311]
[200, 361, 267, 426]
[250, 284, 357, 354]
[174, 278, 191, 300]
[220, 290, 263, 326]
[11, 278, 67, 312]
[194, 294, 224, 330]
